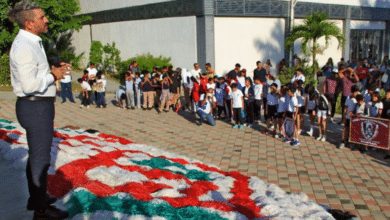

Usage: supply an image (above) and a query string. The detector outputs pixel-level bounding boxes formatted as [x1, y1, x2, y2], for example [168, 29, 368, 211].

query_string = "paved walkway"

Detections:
[1, 93, 390, 220]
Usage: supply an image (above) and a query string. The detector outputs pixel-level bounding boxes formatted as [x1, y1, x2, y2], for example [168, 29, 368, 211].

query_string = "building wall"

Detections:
[214, 17, 286, 77]
[293, 19, 344, 68]
[71, 25, 91, 68]
[351, 21, 386, 29]
[72, 16, 197, 71]
[282, 0, 390, 8]
[78, 0, 173, 14]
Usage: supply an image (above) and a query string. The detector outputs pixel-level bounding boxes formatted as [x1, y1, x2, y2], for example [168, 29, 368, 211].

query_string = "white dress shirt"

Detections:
[10, 29, 55, 97]
[191, 68, 202, 79]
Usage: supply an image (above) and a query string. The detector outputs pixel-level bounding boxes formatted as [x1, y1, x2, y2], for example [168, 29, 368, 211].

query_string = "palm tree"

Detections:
[285, 11, 346, 80]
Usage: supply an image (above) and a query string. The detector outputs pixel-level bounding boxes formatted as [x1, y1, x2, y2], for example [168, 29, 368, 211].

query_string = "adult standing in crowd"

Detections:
[227, 63, 241, 82]
[8, 1, 70, 219]
[191, 63, 202, 80]
[131, 61, 140, 74]
[253, 61, 267, 84]
[323, 69, 339, 123]
[338, 67, 359, 124]
[60, 68, 75, 103]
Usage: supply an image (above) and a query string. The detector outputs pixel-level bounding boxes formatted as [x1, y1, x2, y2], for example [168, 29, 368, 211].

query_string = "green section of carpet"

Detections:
[131, 157, 211, 181]
[66, 189, 229, 220]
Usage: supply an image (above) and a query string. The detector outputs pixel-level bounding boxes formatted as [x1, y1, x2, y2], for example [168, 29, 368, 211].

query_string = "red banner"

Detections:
[350, 116, 390, 149]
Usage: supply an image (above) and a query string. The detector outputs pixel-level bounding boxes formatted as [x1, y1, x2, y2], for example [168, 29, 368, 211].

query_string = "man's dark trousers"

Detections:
[60, 82, 75, 102]
[16, 99, 54, 211]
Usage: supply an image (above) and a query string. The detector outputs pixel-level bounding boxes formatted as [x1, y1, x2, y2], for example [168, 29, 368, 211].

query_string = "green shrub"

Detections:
[116, 53, 172, 82]
[0, 53, 10, 85]
[89, 41, 103, 65]
[102, 42, 121, 74]
[279, 58, 318, 88]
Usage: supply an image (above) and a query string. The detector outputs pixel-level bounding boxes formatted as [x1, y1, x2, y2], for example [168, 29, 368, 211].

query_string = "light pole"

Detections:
[289, 0, 298, 67]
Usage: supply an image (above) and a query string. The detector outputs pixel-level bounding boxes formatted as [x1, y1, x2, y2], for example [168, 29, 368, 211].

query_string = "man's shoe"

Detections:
[27, 195, 58, 210]
[33, 205, 69, 220]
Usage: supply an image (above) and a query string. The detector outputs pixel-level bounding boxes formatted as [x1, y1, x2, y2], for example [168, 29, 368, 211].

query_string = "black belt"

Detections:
[17, 96, 56, 102]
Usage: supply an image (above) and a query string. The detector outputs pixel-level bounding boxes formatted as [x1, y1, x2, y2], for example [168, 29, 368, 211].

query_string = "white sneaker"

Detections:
[247, 124, 253, 128]
[87, 105, 90, 109]
[274, 133, 279, 138]
[316, 135, 322, 141]
[79, 105, 84, 108]
[307, 130, 313, 137]
[338, 143, 345, 149]
[320, 136, 326, 142]
[270, 125, 275, 130]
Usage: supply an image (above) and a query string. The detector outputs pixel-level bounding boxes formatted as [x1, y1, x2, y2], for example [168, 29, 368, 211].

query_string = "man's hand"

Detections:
[51, 63, 72, 80]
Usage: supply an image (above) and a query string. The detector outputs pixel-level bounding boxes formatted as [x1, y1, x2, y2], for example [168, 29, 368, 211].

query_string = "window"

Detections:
[350, 29, 384, 63]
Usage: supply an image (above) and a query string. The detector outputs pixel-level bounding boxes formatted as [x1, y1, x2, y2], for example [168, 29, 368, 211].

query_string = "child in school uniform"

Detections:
[253, 78, 263, 122]
[230, 83, 245, 130]
[78, 78, 92, 109]
[215, 77, 227, 119]
[354, 94, 371, 153]
[368, 92, 383, 117]
[315, 92, 330, 142]
[295, 80, 305, 135]
[207, 77, 216, 91]
[95, 73, 107, 108]
[304, 84, 318, 137]
[284, 84, 300, 146]
[339, 85, 360, 149]
[191, 76, 200, 113]
[275, 85, 287, 139]
[264, 83, 278, 134]
[225, 82, 233, 121]
[242, 77, 255, 127]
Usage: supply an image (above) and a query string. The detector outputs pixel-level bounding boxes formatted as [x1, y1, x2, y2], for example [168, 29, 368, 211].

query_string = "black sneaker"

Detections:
[384, 154, 390, 160]
[33, 205, 69, 220]
[27, 195, 58, 211]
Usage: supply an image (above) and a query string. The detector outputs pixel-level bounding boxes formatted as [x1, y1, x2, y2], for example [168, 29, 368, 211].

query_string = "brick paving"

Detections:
[1, 92, 390, 219]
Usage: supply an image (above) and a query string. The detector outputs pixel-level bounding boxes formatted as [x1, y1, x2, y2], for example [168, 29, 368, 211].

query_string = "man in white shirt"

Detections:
[8, 1, 69, 219]
[60, 71, 75, 103]
[191, 63, 202, 79]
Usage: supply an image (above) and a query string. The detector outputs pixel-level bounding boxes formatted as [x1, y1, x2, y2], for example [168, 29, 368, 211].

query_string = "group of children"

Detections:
[77, 69, 107, 108]
[115, 66, 183, 113]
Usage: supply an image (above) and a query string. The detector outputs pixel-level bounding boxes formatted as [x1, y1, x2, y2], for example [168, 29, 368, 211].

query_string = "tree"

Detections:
[0, 0, 91, 55]
[285, 11, 345, 80]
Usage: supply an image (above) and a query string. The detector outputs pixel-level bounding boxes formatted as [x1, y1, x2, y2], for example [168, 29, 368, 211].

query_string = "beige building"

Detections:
[72, 0, 390, 77]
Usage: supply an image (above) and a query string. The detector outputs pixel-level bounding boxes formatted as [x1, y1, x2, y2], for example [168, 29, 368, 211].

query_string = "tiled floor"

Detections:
[1, 92, 390, 220]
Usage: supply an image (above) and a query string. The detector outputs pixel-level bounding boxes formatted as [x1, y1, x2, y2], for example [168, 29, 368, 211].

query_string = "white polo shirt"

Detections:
[10, 29, 55, 97]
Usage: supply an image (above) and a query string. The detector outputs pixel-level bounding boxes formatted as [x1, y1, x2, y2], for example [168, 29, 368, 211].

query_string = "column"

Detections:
[384, 20, 390, 57]
[342, 6, 351, 62]
[196, 0, 215, 70]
